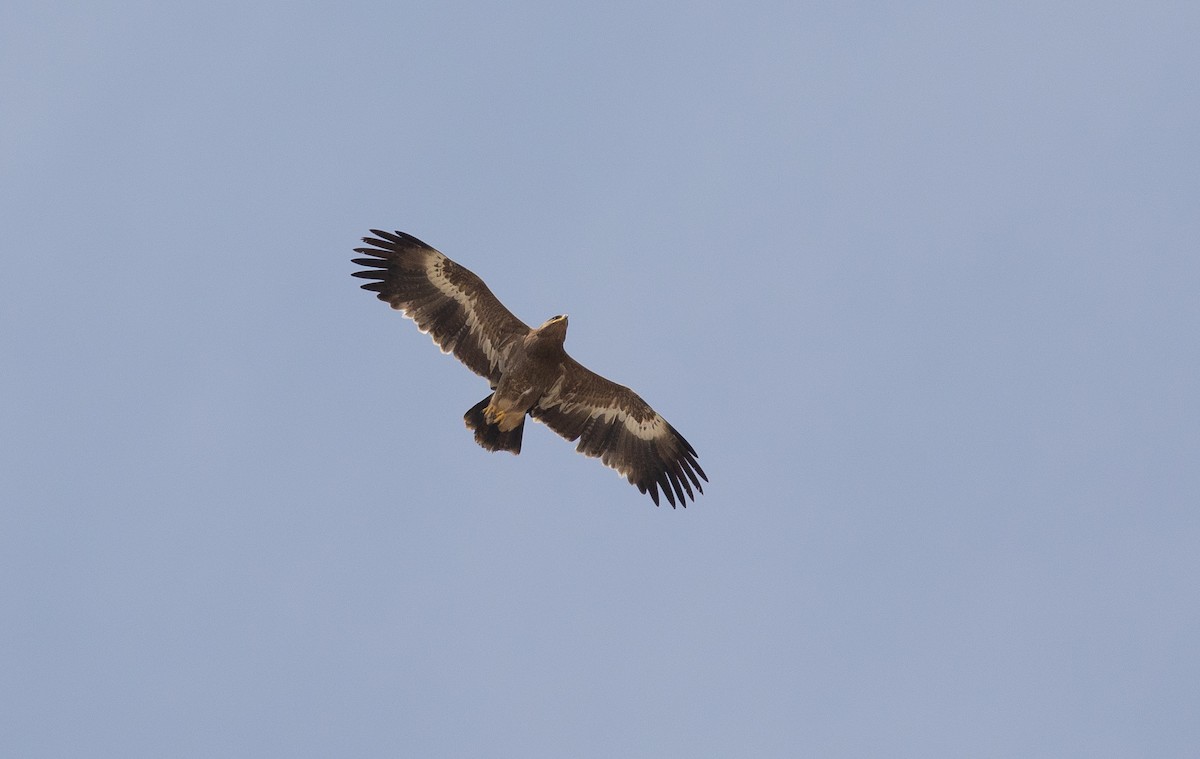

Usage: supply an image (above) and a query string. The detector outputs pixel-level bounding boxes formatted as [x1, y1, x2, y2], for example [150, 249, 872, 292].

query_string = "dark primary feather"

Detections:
[532, 357, 707, 507]
[351, 230, 528, 384]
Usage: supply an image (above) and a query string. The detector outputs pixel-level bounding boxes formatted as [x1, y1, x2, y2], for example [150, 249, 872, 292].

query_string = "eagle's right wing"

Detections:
[531, 356, 706, 507]
[352, 230, 529, 384]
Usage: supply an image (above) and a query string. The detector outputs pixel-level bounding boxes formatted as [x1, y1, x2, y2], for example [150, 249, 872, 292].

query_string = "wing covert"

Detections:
[531, 357, 706, 507]
[352, 230, 528, 383]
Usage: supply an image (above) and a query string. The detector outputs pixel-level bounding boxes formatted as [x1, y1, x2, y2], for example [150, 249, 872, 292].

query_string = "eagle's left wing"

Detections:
[531, 356, 706, 507]
[352, 230, 529, 385]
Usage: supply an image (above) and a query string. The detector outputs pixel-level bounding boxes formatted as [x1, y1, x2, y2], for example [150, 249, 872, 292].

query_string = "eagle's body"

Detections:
[352, 229, 706, 507]
[484, 316, 568, 432]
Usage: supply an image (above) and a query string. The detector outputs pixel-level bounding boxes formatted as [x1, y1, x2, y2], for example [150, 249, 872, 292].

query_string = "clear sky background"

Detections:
[3, 2, 1198, 757]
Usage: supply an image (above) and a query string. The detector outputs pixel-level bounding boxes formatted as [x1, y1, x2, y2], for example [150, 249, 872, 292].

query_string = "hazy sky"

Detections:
[3, 2, 1198, 757]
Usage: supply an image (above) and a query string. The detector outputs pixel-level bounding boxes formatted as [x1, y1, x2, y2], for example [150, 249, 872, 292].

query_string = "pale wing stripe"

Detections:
[418, 256, 508, 374]
[539, 395, 669, 442]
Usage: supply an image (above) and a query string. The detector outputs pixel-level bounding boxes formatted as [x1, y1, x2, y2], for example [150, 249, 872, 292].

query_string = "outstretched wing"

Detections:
[352, 230, 529, 384]
[531, 357, 707, 507]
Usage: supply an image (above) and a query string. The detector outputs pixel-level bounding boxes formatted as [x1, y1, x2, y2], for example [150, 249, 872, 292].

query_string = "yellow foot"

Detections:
[485, 405, 506, 425]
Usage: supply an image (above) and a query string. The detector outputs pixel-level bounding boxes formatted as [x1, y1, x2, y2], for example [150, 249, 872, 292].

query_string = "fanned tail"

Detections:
[464, 395, 524, 454]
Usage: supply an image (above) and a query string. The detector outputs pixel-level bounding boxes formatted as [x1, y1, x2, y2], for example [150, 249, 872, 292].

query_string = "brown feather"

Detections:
[352, 230, 528, 384]
[531, 356, 706, 507]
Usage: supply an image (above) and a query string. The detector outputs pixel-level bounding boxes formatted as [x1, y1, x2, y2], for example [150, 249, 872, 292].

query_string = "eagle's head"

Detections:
[528, 314, 568, 352]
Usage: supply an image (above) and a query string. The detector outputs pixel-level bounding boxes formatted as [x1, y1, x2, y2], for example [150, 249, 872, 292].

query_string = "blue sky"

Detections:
[3, 1, 1198, 756]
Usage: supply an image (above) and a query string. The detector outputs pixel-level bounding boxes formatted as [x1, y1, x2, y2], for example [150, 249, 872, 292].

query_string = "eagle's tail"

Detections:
[464, 395, 524, 454]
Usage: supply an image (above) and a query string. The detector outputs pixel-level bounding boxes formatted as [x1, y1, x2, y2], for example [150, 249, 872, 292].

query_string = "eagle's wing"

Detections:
[352, 230, 529, 384]
[531, 357, 706, 507]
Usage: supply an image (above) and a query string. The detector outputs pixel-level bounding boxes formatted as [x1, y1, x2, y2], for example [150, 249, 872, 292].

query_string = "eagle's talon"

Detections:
[484, 405, 506, 425]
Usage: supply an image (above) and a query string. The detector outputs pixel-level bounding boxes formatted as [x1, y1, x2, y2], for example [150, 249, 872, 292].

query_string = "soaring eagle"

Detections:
[351, 229, 706, 507]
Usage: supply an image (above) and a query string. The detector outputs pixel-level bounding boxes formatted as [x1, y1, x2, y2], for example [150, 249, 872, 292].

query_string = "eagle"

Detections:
[351, 229, 707, 507]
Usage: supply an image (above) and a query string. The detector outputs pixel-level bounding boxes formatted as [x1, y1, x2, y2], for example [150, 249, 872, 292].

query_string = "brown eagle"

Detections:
[351, 229, 706, 507]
